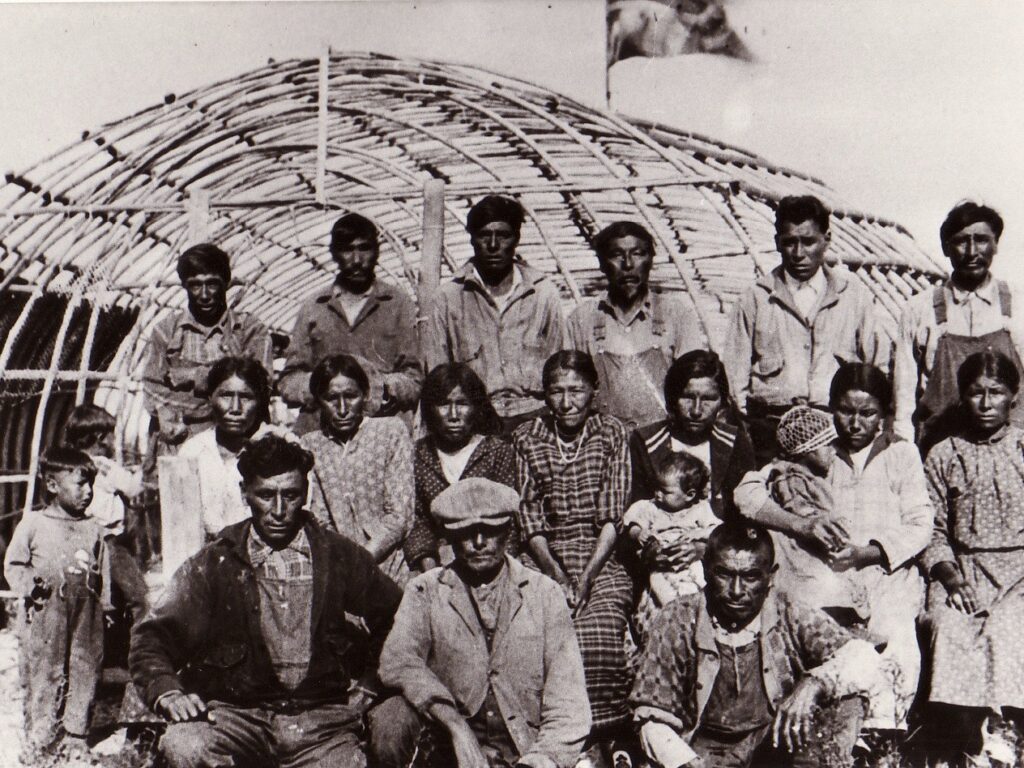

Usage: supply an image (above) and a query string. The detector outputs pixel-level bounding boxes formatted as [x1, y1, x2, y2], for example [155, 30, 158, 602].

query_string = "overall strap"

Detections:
[932, 286, 948, 326]
[998, 280, 1013, 318]
[593, 302, 609, 347]
[650, 292, 668, 338]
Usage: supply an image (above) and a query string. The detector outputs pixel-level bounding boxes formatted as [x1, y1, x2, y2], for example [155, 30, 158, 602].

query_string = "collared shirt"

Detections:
[782, 268, 827, 319]
[143, 308, 273, 425]
[893, 277, 1024, 439]
[424, 260, 566, 418]
[280, 278, 422, 411]
[722, 265, 890, 410]
[247, 527, 314, 690]
[475, 264, 522, 314]
[332, 283, 373, 327]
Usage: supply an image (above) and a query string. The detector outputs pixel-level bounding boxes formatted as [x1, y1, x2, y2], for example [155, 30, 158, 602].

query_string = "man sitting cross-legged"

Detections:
[129, 434, 402, 768]
[371, 478, 592, 768]
[630, 522, 892, 768]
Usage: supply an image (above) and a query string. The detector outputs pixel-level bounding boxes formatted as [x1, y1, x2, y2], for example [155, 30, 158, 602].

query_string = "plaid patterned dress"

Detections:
[513, 413, 633, 731]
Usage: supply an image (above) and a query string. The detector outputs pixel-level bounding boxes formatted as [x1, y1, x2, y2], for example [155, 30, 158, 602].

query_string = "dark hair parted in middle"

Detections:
[542, 350, 600, 391]
[829, 363, 893, 414]
[593, 221, 655, 263]
[330, 213, 379, 253]
[237, 434, 315, 485]
[206, 357, 272, 424]
[774, 195, 831, 236]
[420, 363, 502, 438]
[704, 521, 775, 567]
[309, 354, 371, 401]
[663, 349, 732, 409]
[939, 201, 1004, 245]
[62, 404, 116, 452]
[177, 243, 231, 284]
[466, 195, 525, 236]
[957, 349, 1021, 397]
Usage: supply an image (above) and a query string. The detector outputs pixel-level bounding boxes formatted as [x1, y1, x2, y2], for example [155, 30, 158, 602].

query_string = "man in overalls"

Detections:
[893, 202, 1024, 452]
[722, 196, 889, 466]
[567, 221, 707, 432]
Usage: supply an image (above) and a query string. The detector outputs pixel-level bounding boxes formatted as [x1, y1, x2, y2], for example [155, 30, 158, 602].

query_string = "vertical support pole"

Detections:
[417, 179, 445, 357]
[158, 456, 205, 577]
[185, 188, 211, 244]
[316, 43, 330, 206]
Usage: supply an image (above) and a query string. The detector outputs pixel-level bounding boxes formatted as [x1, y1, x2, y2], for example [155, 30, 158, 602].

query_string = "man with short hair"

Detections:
[722, 195, 888, 463]
[567, 221, 707, 431]
[630, 522, 888, 768]
[423, 196, 566, 432]
[130, 434, 402, 768]
[893, 201, 1024, 448]
[143, 243, 273, 445]
[372, 478, 591, 768]
[279, 213, 422, 425]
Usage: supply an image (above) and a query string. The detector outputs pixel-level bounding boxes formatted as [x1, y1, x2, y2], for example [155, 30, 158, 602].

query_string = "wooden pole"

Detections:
[417, 179, 445, 359]
[158, 456, 206, 578]
[316, 44, 330, 206]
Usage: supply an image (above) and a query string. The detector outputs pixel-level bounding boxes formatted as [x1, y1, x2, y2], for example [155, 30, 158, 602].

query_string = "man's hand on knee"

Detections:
[156, 690, 209, 723]
[772, 677, 827, 753]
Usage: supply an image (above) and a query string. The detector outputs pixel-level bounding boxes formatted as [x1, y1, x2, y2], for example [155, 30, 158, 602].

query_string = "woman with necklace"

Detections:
[512, 350, 634, 752]
[921, 350, 1024, 756]
[302, 354, 414, 585]
[404, 363, 516, 573]
[630, 350, 756, 517]
[178, 356, 286, 538]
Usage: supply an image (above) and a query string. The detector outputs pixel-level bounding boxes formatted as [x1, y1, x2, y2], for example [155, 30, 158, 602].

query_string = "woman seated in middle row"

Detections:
[302, 353, 414, 586]
[735, 363, 933, 730]
[404, 363, 516, 574]
[179, 355, 290, 539]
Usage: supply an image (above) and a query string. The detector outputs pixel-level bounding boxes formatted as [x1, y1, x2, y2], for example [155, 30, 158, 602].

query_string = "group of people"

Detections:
[4, 190, 1024, 768]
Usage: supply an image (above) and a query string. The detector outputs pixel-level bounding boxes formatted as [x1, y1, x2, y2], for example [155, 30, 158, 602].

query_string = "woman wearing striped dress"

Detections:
[513, 350, 634, 750]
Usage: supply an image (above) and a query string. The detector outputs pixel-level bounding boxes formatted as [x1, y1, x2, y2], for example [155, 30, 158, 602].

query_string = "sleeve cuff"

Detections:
[145, 674, 185, 710]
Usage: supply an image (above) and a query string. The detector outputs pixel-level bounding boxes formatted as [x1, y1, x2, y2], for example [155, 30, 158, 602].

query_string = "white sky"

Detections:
[0, 0, 1021, 280]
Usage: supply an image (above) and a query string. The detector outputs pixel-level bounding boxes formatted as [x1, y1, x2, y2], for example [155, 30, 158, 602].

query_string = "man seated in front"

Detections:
[371, 478, 592, 768]
[630, 522, 890, 768]
[129, 434, 403, 768]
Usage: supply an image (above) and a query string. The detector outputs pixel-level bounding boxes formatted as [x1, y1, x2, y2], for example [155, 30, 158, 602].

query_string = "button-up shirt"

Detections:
[782, 268, 827, 319]
[143, 308, 273, 426]
[722, 266, 890, 410]
[424, 260, 566, 419]
[893, 277, 1024, 439]
[280, 278, 422, 413]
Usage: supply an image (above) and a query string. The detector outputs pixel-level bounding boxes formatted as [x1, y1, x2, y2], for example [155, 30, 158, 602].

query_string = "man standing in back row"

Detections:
[893, 201, 1024, 450]
[279, 213, 422, 429]
[722, 195, 889, 464]
[567, 221, 707, 432]
[424, 196, 565, 433]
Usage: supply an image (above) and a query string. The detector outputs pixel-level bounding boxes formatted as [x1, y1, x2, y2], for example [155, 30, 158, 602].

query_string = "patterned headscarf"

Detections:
[776, 406, 837, 456]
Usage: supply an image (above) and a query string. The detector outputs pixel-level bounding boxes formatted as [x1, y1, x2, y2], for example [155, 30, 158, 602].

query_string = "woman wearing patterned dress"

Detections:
[302, 354, 414, 585]
[923, 350, 1024, 752]
[404, 363, 516, 573]
[512, 350, 634, 747]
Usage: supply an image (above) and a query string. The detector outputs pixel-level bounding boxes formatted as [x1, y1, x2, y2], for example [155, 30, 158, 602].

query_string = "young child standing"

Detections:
[625, 452, 718, 619]
[62, 404, 143, 538]
[3, 447, 110, 759]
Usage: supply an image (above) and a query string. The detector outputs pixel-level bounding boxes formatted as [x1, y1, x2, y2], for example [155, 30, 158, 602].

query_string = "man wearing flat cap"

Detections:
[371, 478, 592, 768]
[423, 195, 566, 433]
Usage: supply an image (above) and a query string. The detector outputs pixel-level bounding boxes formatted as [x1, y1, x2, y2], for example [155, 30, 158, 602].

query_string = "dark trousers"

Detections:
[691, 696, 864, 768]
[160, 701, 366, 768]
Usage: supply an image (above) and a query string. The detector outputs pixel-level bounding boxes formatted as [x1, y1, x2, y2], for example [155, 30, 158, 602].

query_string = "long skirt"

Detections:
[927, 549, 1024, 709]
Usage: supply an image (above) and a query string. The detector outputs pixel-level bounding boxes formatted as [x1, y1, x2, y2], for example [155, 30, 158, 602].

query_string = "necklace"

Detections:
[554, 426, 585, 464]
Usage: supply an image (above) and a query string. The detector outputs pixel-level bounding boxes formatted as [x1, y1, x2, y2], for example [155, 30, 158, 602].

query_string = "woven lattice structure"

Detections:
[0, 51, 943, 526]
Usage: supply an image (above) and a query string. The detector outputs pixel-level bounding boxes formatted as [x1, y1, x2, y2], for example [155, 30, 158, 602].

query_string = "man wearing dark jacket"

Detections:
[130, 434, 402, 768]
